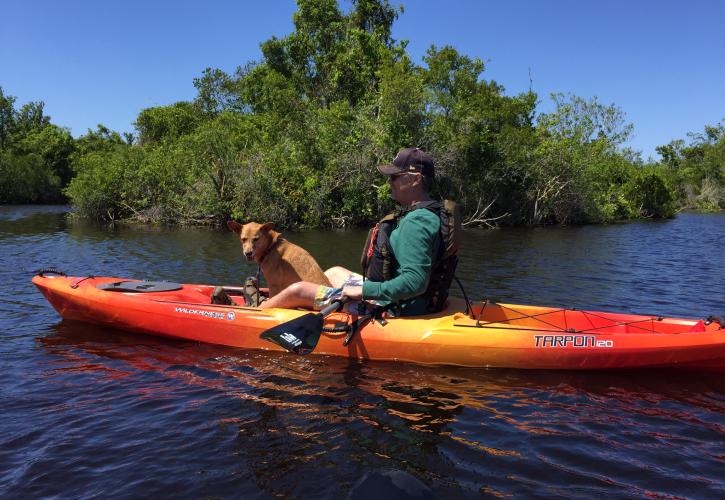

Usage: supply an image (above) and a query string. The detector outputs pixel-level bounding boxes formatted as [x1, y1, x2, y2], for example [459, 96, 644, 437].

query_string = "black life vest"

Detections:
[360, 200, 461, 313]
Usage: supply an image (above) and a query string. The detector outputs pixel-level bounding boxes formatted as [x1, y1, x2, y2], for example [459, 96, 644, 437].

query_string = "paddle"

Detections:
[259, 299, 347, 355]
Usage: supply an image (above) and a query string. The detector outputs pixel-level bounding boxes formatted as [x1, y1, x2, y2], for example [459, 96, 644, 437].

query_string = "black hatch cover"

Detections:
[97, 281, 183, 293]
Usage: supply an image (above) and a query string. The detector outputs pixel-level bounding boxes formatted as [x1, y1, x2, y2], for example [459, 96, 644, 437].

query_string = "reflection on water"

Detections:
[1, 206, 724, 497]
[24, 320, 724, 498]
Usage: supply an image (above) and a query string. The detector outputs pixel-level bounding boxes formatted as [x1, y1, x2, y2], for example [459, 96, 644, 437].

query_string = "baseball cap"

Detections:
[377, 147, 435, 177]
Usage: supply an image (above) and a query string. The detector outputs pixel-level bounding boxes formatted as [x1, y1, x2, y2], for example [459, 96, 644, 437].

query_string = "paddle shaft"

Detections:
[320, 299, 345, 317]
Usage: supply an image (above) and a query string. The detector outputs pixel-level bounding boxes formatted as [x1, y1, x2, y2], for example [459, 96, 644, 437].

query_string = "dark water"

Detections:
[1, 206, 723, 498]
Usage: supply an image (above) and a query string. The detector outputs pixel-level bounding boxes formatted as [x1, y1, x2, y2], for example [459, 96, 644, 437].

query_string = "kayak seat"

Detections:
[230, 295, 247, 306]
[209, 278, 267, 307]
[210, 286, 234, 305]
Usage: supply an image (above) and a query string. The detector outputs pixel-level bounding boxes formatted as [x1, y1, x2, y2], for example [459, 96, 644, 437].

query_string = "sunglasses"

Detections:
[390, 172, 419, 180]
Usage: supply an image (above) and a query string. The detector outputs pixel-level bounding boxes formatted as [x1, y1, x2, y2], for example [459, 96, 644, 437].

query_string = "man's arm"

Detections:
[362, 210, 440, 302]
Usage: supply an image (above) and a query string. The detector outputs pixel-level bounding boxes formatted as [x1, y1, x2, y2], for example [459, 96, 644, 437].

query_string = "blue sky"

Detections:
[1, 0, 723, 159]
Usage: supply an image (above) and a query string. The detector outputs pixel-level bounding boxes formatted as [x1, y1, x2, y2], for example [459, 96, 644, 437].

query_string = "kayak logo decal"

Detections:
[227, 311, 236, 321]
[175, 306, 226, 320]
[534, 335, 614, 348]
[280, 332, 302, 347]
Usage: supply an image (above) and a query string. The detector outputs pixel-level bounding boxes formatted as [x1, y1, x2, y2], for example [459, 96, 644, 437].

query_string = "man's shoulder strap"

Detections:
[440, 200, 461, 258]
[410, 200, 460, 259]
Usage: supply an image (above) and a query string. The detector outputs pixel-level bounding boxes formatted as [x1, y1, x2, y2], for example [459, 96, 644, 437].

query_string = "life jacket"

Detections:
[360, 200, 461, 313]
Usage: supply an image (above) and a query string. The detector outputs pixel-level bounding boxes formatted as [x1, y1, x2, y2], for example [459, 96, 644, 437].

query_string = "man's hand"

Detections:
[341, 285, 363, 301]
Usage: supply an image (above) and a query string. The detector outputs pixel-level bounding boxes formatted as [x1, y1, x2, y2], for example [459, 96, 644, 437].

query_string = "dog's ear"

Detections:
[227, 220, 242, 235]
[261, 222, 281, 243]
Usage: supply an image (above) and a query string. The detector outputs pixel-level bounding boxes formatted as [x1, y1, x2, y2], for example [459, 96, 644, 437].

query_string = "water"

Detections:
[1, 206, 723, 498]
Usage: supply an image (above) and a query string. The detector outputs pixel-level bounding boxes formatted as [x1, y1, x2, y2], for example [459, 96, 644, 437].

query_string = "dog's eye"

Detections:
[253, 236, 260, 241]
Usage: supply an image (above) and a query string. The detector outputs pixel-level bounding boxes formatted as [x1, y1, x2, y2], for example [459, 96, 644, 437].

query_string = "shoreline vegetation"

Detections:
[1, 1, 723, 229]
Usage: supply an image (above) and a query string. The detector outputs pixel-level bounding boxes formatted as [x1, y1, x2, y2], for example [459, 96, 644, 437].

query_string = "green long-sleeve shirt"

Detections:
[362, 206, 441, 316]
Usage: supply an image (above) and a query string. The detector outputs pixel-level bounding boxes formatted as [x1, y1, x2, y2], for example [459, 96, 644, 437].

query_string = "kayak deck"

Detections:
[32, 274, 725, 370]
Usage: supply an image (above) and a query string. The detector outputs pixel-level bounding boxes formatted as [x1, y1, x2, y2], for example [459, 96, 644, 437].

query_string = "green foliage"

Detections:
[65, 146, 143, 221]
[0, 149, 60, 203]
[656, 121, 724, 211]
[623, 168, 676, 218]
[74, 125, 129, 154]
[13, 1, 720, 225]
[0, 86, 75, 203]
[0, 87, 18, 149]
[420, 45, 539, 225]
[135, 102, 205, 145]
[375, 56, 426, 150]
[538, 93, 633, 147]
[193, 68, 240, 115]
[522, 94, 677, 224]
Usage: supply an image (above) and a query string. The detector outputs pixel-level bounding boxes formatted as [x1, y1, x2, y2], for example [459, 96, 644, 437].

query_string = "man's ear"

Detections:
[227, 220, 242, 235]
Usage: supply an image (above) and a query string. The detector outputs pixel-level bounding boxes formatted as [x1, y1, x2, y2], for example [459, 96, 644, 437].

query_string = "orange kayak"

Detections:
[33, 272, 725, 370]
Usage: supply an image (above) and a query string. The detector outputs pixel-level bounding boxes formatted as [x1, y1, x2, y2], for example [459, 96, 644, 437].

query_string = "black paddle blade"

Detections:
[259, 313, 324, 355]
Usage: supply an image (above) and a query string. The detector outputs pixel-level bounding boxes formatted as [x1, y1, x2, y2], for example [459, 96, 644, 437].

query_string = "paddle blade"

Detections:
[259, 312, 324, 355]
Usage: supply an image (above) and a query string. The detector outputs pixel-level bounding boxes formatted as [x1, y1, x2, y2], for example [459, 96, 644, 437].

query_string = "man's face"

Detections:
[389, 172, 420, 204]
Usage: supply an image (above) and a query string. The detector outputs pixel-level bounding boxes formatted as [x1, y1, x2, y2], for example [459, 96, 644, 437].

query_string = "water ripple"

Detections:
[1, 208, 724, 497]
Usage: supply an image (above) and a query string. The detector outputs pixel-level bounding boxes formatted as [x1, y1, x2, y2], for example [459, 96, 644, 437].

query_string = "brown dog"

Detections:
[227, 221, 331, 297]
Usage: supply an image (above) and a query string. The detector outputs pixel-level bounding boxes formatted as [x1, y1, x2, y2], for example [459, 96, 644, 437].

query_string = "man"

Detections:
[259, 147, 442, 316]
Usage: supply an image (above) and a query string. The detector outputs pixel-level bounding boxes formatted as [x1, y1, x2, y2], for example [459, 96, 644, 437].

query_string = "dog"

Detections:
[227, 221, 331, 298]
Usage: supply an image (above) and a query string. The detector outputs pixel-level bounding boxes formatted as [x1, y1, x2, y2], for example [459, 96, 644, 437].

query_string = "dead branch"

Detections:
[463, 197, 509, 228]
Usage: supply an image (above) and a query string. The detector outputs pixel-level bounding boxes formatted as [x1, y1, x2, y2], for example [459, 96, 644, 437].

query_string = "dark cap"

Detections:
[377, 147, 434, 177]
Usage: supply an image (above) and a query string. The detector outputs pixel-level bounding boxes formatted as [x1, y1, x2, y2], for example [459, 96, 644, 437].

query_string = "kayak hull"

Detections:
[33, 274, 725, 370]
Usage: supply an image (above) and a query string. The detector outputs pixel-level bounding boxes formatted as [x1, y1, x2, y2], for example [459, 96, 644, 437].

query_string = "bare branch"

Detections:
[462, 197, 508, 228]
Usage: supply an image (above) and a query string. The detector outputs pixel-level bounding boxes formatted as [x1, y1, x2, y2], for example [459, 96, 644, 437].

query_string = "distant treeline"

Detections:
[1, 0, 723, 227]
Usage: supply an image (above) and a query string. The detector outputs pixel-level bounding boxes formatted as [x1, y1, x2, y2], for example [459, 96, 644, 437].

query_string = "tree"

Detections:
[14, 101, 51, 134]
[16, 125, 75, 190]
[421, 45, 537, 225]
[193, 68, 240, 115]
[538, 93, 633, 147]
[134, 102, 205, 145]
[0, 88, 75, 203]
[0, 86, 17, 149]
[74, 125, 128, 156]
[60, 0, 711, 226]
